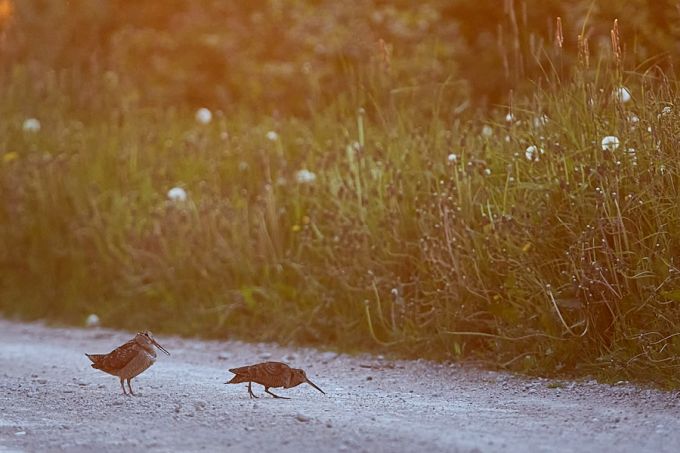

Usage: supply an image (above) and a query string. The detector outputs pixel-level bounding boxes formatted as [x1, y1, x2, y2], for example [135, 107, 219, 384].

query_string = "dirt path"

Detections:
[0, 319, 678, 452]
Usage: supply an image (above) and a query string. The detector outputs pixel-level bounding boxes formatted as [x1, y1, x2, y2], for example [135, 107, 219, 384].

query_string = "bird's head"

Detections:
[290, 368, 325, 394]
[135, 331, 170, 355]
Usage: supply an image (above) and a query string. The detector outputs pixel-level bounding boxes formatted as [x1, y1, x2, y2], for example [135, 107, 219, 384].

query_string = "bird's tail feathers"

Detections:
[85, 353, 105, 369]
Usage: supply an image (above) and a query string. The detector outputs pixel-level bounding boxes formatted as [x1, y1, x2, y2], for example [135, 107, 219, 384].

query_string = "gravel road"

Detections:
[0, 319, 679, 452]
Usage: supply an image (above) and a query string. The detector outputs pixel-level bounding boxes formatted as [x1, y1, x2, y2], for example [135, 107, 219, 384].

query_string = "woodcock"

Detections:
[86, 331, 170, 395]
[226, 361, 325, 399]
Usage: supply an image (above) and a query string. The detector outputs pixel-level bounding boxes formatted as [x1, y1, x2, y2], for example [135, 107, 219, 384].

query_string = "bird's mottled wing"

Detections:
[261, 362, 289, 376]
[97, 340, 139, 372]
[257, 361, 292, 387]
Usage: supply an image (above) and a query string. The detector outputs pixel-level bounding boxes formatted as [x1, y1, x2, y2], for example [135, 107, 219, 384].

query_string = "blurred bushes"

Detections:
[3, 0, 680, 114]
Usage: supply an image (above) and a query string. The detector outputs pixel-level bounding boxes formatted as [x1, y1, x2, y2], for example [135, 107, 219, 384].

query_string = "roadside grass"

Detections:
[2, 56, 680, 388]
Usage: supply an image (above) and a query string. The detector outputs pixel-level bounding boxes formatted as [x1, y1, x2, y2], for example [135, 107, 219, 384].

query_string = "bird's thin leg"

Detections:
[120, 378, 128, 396]
[265, 387, 290, 399]
[127, 379, 136, 396]
[247, 381, 259, 399]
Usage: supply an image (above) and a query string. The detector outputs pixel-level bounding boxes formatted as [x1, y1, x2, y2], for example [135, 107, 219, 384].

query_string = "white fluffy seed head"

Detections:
[525, 145, 544, 161]
[195, 108, 212, 125]
[601, 136, 620, 151]
[85, 314, 100, 328]
[295, 169, 317, 184]
[22, 118, 41, 132]
[167, 187, 188, 202]
[615, 87, 632, 103]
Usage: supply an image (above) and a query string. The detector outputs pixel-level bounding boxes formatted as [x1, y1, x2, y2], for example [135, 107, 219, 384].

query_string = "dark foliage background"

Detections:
[3, 0, 679, 113]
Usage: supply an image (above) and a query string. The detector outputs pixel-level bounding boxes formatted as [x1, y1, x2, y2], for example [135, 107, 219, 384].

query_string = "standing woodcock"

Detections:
[226, 361, 325, 399]
[85, 331, 170, 395]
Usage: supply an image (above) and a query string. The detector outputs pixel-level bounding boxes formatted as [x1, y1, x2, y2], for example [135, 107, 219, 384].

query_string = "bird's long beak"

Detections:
[306, 378, 325, 395]
[152, 339, 170, 355]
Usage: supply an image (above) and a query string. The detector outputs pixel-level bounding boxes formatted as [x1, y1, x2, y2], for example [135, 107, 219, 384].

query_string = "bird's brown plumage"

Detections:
[226, 361, 325, 399]
[86, 331, 169, 396]
[87, 339, 140, 373]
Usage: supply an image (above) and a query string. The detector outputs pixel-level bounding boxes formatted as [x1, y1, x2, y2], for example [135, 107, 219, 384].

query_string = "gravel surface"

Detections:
[1, 319, 679, 452]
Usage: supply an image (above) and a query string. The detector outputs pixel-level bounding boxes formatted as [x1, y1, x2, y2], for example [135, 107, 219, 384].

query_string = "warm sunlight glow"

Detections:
[0, 0, 12, 26]
[2, 10, 680, 449]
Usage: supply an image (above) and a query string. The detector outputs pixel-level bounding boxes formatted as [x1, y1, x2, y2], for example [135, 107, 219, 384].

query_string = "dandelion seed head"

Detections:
[601, 136, 620, 151]
[22, 118, 41, 132]
[266, 130, 279, 142]
[195, 108, 212, 125]
[505, 112, 515, 123]
[167, 187, 188, 202]
[481, 125, 493, 137]
[447, 153, 458, 163]
[86, 314, 100, 328]
[615, 86, 632, 103]
[525, 145, 544, 161]
[295, 169, 317, 184]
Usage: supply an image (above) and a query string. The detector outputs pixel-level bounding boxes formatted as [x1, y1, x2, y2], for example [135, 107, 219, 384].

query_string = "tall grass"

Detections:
[2, 22, 680, 388]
